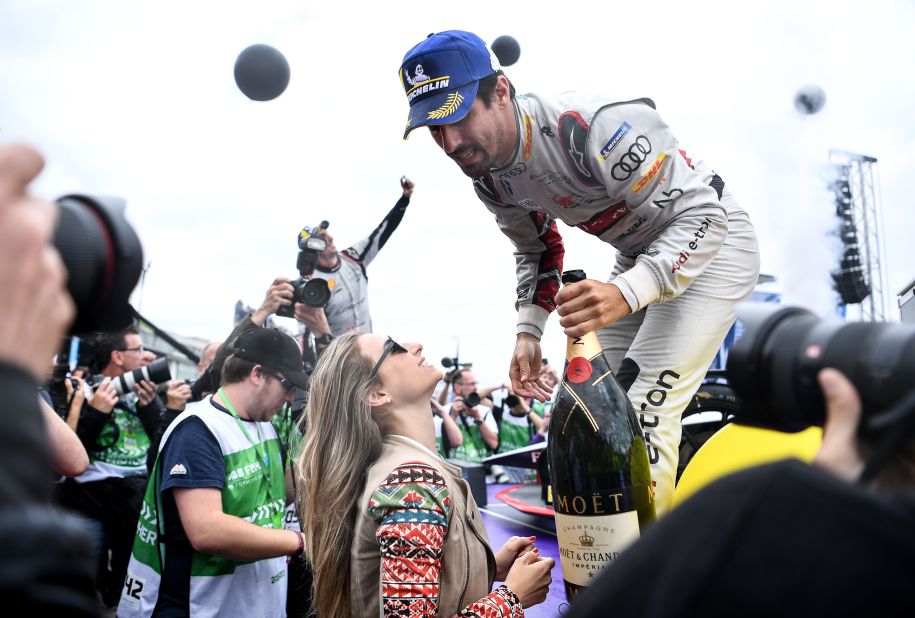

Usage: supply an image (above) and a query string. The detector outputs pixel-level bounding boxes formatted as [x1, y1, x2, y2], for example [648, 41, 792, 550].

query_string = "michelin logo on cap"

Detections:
[403, 65, 451, 102]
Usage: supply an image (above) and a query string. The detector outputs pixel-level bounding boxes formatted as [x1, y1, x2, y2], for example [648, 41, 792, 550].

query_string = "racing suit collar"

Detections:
[316, 253, 342, 273]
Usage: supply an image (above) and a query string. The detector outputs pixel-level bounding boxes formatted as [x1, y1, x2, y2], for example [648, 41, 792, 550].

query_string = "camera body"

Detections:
[727, 304, 915, 434]
[276, 277, 332, 317]
[277, 223, 332, 317]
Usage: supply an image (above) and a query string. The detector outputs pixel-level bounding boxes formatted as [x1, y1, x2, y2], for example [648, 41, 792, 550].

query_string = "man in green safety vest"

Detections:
[118, 328, 309, 617]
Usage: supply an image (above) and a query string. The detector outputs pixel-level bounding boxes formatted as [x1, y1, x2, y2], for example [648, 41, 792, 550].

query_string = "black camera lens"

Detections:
[727, 304, 915, 433]
[112, 357, 172, 397]
[53, 195, 144, 334]
[464, 392, 481, 407]
[301, 278, 331, 308]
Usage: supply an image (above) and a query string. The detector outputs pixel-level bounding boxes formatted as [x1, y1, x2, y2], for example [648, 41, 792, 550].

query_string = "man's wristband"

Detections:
[314, 332, 334, 347]
[289, 531, 305, 560]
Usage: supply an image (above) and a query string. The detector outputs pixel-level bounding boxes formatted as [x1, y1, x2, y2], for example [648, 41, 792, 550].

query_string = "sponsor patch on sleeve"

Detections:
[631, 153, 667, 193]
[598, 121, 632, 161]
[169, 463, 188, 476]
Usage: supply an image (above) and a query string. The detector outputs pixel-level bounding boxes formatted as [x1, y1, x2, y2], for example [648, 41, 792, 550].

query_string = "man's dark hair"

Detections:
[477, 70, 515, 107]
[221, 354, 258, 386]
[451, 368, 473, 390]
[90, 326, 138, 373]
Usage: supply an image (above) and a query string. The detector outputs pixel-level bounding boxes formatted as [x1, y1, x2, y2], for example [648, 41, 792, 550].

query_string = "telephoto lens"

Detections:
[111, 357, 172, 397]
[727, 304, 915, 433]
[464, 392, 481, 408]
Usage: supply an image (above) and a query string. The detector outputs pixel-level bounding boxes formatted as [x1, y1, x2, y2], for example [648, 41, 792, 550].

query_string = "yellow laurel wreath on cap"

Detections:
[427, 92, 464, 120]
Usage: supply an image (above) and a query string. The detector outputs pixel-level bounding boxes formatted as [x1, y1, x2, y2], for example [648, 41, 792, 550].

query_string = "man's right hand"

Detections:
[252, 277, 294, 325]
[88, 378, 118, 414]
[0, 143, 75, 381]
[509, 334, 552, 402]
[166, 379, 193, 411]
[450, 398, 467, 417]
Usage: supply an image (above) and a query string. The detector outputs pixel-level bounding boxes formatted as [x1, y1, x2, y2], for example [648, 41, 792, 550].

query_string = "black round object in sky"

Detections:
[793, 84, 826, 115]
[233, 44, 290, 101]
[491, 35, 521, 66]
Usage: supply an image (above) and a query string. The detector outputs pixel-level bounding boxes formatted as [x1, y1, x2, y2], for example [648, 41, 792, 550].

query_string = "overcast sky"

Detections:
[2, 0, 913, 387]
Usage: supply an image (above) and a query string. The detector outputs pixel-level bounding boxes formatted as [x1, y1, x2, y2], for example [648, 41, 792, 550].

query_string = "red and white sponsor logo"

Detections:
[576, 201, 631, 236]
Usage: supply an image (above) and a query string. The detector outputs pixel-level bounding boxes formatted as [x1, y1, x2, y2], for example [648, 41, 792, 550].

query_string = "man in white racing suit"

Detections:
[296, 177, 415, 346]
[398, 30, 759, 514]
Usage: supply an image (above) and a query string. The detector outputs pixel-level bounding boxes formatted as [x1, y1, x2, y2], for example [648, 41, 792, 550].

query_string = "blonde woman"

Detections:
[298, 333, 554, 616]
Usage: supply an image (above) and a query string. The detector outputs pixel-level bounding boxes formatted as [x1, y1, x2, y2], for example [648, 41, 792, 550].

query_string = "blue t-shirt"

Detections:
[155, 402, 233, 615]
[160, 413, 225, 493]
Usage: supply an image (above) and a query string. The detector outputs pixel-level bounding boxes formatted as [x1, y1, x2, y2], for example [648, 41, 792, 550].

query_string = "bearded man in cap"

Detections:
[118, 328, 309, 618]
[398, 30, 760, 515]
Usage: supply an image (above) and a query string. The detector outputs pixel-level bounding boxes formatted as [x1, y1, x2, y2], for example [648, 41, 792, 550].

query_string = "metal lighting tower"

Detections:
[829, 149, 888, 322]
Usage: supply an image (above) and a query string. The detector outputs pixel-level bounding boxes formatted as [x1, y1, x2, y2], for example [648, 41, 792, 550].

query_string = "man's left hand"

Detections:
[135, 380, 157, 407]
[555, 279, 631, 338]
[166, 379, 192, 411]
[400, 176, 415, 198]
[813, 368, 865, 483]
[294, 303, 331, 336]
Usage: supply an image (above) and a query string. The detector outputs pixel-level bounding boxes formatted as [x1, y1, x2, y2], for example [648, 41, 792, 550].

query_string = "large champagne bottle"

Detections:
[549, 269, 656, 603]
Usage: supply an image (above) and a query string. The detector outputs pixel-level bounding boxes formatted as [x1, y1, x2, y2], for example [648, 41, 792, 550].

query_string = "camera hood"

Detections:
[54, 194, 144, 334]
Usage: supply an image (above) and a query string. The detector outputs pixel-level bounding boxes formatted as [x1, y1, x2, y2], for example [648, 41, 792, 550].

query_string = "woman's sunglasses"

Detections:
[370, 336, 408, 379]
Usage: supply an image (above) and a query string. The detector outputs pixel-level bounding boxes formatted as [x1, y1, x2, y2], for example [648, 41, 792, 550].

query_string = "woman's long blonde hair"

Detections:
[296, 332, 382, 617]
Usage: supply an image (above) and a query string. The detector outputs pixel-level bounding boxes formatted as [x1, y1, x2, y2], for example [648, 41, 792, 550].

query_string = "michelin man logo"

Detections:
[406, 64, 430, 87]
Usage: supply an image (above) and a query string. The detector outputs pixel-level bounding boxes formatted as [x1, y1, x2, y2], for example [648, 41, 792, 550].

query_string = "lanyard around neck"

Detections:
[217, 388, 270, 473]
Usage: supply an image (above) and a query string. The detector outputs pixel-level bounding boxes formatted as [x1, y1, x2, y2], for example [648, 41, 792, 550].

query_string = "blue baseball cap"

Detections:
[399, 30, 501, 139]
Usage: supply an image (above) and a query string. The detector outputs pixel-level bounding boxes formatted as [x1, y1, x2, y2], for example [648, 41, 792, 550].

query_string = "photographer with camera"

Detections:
[569, 307, 915, 616]
[431, 397, 463, 458]
[293, 176, 415, 344]
[56, 326, 190, 608]
[447, 368, 499, 463]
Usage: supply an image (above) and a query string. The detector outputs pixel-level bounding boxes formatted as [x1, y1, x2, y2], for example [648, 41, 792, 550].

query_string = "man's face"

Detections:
[428, 95, 512, 179]
[453, 371, 479, 398]
[112, 333, 146, 374]
[253, 367, 295, 421]
[316, 230, 338, 267]
[197, 342, 219, 375]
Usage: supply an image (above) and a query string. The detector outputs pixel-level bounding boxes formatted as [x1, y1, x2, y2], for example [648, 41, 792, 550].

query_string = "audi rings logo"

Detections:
[611, 136, 652, 181]
[500, 162, 527, 179]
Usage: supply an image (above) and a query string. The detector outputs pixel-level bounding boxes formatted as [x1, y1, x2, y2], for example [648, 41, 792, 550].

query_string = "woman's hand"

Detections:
[494, 535, 536, 580]
[504, 547, 554, 608]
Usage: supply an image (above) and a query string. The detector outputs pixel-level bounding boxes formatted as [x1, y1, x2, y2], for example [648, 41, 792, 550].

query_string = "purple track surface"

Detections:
[481, 484, 570, 617]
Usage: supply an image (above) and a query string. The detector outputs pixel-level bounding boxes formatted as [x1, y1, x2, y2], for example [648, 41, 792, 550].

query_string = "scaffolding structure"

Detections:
[829, 149, 888, 322]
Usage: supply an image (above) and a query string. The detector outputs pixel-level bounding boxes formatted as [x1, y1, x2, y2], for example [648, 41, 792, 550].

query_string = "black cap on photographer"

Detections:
[232, 328, 309, 388]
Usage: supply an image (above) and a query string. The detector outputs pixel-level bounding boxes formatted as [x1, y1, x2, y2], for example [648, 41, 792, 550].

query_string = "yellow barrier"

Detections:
[672, 423, 823, 508]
